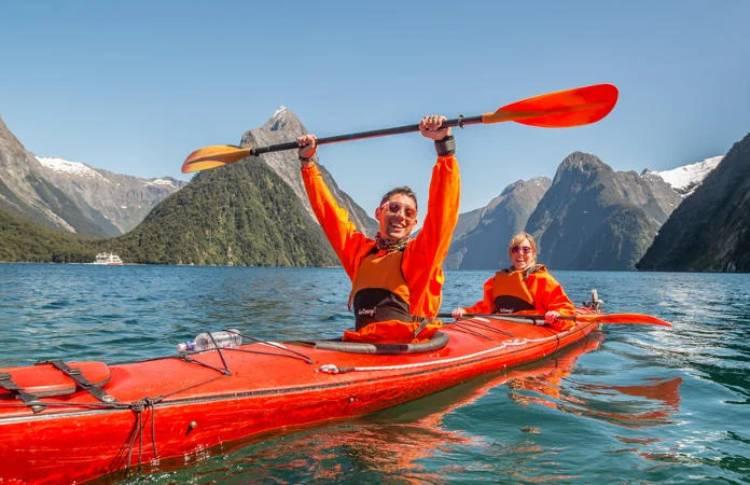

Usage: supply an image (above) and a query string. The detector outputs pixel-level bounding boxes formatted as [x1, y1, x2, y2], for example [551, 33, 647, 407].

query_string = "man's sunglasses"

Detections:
[382, 201, 417, 220]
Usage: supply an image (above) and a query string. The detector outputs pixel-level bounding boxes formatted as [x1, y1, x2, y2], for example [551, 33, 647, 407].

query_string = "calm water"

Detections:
[1, 264, 749, 483]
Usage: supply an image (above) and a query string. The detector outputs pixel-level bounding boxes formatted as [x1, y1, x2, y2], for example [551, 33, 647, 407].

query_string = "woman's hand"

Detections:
[451, 307, 466, 320]
[544, 310, 560, 324]
[545, 310, 573, 331]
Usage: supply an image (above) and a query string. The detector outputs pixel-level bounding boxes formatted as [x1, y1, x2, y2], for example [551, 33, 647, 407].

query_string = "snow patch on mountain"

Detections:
[36, 156, 107, 181]
[147, 178, 178, 188]
[272, 105, 288, 119]
[647, 155, 723, 196]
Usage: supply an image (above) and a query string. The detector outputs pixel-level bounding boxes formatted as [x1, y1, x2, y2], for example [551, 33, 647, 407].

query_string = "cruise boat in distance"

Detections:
[92, 252, 124, 265]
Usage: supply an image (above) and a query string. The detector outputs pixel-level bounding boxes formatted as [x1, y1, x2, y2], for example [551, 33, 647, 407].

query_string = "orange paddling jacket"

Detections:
[464, 264, 575, 316]
[301, 155, 460, 342]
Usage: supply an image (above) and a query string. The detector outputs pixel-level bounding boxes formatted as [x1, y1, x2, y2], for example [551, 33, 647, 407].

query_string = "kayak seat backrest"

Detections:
[314, 331, 449, 355]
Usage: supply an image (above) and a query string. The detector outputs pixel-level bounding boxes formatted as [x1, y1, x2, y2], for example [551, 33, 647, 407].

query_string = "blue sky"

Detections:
[1, 1, 748, 212]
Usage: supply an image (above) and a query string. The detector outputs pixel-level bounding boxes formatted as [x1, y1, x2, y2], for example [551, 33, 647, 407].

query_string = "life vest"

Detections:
[349, 248, 412, 330]
[345, 245, 443, 343]
[492, 264, 544, 314]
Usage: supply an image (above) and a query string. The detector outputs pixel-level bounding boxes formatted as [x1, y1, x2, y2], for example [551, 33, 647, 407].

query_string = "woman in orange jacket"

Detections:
[298, 115, 460, 343]
[451, 232, 576, 330]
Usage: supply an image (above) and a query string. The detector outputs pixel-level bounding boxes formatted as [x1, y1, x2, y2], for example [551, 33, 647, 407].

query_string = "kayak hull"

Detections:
[0, 317, 598, 483]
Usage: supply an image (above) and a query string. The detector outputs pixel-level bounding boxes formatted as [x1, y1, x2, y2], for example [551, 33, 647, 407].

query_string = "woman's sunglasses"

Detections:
[511, 245, 533, 255]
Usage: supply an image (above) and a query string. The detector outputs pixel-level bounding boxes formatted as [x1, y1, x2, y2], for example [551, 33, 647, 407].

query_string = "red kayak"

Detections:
[0, 310, 666, 483]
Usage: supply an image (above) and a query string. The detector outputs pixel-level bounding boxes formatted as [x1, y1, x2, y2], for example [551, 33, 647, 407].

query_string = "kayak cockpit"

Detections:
[313, 331, 449, 354]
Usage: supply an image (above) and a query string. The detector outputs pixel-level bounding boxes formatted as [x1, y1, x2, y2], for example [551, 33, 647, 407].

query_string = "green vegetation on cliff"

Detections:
[0, 207, 96, 262]
[110, 157, 337, 266]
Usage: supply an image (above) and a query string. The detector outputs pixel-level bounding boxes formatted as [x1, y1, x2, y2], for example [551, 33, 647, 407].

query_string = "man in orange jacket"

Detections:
[298, 116, 460, 343]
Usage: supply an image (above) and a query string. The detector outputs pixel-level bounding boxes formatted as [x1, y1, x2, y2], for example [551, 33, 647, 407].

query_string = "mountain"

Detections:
[35, 157, 186, 235]
[109, 156, 338, 266]
[0, 116, 182, 238]
[446, 177, 551, 270]
[526, 152, 682, 270]
[643, 155, 722, 196]
[240, 107, 377, 235]
[0, 116, 100, 235]
[451, 206, 484, 242]
[638, 133, 750, 272]
[104, 106, 374, 266]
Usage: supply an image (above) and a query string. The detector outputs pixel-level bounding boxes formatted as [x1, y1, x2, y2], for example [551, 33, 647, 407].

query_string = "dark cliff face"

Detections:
[638, 132, 750, 272]
[446, 177, 551, 270]
[110, 157, 338, 266]
[526, 152, 682, 270]
[240, 107, 377, 236]
[0, 117, 83, 233]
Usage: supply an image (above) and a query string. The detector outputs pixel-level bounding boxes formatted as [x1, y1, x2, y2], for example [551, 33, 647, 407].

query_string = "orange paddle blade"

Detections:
[482, 83, 618, 127]
[577, 313, 671, 327]
[181, 145, 252, 173]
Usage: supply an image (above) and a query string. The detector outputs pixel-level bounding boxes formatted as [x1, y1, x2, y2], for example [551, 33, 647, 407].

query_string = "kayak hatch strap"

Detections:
[36, 360, 117, 403]
[180, 354, 232, 376]
[0, 372, 46, 413]
[227, 346, 314, 365]
[455, 318, 516, 337]
[207, 334, 233, 375]
[449, 322, 495, 340]
[229, 330, 314, 365]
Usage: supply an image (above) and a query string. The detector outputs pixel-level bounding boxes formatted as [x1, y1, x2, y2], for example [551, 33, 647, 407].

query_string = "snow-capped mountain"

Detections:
[35, 156, 186, 235]
[0, 114, 184, 237]
[639, 135, 749, 272]
[645, 155, 723, 196]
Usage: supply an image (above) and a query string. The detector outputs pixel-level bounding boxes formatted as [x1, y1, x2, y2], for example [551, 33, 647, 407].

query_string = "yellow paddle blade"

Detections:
[181, 145, 252, 173]
[482, 83, 619, 127]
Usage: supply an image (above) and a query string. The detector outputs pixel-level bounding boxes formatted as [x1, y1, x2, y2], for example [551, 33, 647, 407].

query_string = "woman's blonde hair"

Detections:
[508, 232, 538, 264]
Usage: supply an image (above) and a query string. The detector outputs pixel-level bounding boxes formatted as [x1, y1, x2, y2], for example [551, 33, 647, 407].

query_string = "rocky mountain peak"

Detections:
[264, 105, 305, 133]
[553, 151, 612, 188]
[241, 108, 376, 235]
[525, 151, 682, 270]
[558, 151, 608, 171]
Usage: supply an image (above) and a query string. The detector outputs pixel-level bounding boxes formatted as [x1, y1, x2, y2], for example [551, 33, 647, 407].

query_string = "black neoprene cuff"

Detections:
[434, 135, 456, 156]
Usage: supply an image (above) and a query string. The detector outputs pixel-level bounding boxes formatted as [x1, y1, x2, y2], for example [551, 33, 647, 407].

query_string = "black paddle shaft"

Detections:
[250, 115, 483, 156]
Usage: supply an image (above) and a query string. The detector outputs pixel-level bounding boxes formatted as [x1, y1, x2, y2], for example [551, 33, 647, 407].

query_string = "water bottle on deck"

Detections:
[177, 329, 242, 352]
